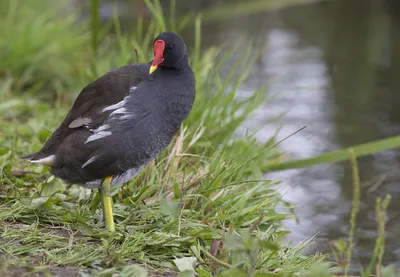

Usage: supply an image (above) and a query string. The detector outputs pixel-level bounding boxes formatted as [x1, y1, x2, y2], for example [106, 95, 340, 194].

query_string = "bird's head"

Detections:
[149, 32, 189, 74]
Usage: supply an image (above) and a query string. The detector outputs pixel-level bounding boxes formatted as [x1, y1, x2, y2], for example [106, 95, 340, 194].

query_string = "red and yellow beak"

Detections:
[149, 39, 165, 74]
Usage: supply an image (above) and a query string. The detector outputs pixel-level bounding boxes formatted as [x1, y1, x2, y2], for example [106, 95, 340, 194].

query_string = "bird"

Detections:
[22, 32, 196, 232]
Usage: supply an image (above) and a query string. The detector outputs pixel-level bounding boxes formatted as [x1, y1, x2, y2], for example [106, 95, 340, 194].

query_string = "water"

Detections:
[102, 0, 400, 268]
[228, 0, 400, 267]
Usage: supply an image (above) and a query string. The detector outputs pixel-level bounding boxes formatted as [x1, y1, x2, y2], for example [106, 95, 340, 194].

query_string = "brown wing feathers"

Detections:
[22, 65, 146, 172]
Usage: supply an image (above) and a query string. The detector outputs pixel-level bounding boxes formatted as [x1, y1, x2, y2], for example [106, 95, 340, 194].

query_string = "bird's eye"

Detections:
[167, 44, 174, 50]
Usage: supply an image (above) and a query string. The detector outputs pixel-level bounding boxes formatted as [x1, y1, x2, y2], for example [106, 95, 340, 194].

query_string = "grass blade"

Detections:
[265, 135, 400, 172]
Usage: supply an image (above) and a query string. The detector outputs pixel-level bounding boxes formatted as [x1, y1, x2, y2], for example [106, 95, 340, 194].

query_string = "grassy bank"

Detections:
[0, 0, 396, 276]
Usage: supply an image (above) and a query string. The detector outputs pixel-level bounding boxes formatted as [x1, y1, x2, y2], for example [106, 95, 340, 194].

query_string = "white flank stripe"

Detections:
[82, 156, 97, 168]
[111, 165, 144, 186]
[110, 107, 127, 116]
[84, 165, 145, 188]
[85, 179, 102, 189]
[102, 100, 126, 112]
[120, 114, 133, 120]
[86, 131, 112, 143]
[129, 86, 137, 93]
[30, 155, 55, 166]
[93, 124, 109, 132]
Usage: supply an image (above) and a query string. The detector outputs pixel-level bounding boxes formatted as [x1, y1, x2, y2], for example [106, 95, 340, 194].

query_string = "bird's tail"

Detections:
[21, 152, 55, 166]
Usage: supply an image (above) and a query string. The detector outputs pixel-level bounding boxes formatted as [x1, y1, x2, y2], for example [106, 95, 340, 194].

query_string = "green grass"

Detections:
[0, 0, 91, 97]
[0, 0, 399, 276]
[329, 151, 396, 277]
[0, 1, 325, 276]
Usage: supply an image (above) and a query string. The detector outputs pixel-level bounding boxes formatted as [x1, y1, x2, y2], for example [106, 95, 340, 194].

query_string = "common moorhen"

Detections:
[23, 32, 196, 232]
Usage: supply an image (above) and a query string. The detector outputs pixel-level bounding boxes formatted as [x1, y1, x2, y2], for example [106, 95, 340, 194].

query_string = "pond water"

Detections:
[218, 0, 400, 268]
[100, 0, 400, 269]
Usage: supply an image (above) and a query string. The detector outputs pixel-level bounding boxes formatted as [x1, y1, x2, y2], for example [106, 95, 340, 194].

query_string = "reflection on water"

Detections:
[100, 0, 400, 268]
[221, 0, 400, 267]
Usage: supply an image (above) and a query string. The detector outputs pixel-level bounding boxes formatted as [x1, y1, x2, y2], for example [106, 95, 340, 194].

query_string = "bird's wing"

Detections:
[27, 64, 149, 161]
[47, 63, 166, 185]
[54, 97, 157, 186]
[67, 65, 149, 129]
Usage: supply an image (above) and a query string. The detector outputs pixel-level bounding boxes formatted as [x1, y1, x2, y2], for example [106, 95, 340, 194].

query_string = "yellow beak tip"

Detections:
[149, 65, 157, 74]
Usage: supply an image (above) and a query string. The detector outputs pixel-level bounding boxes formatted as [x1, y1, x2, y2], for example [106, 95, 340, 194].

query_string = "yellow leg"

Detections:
[100, 176, 115, 232]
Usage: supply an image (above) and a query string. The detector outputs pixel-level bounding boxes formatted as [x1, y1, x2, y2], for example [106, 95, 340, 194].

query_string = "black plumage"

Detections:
[23, 32, 196, 189]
